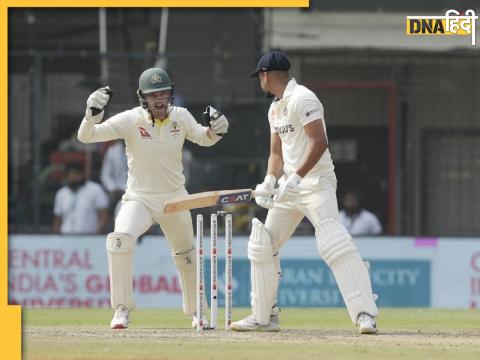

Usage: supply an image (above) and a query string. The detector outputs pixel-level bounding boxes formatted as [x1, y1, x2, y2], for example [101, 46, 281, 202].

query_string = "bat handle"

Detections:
[252, 189, 279, 198]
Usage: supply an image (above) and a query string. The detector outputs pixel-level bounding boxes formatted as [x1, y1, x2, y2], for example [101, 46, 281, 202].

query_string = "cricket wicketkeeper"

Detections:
[230, 51, 379, 334]
[78, 67, 229, 329]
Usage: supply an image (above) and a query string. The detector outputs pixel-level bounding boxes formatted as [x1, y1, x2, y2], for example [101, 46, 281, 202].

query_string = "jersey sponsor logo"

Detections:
[305, 108, 320, 117]
[274, 124, 295, 134]
[217, 192, 252, 205]
[139, 127, 152, 139]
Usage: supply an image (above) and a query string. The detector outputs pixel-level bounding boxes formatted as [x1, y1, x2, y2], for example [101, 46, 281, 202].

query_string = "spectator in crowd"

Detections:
[339, 189, 382, 236]
[101, 140, 128, 216]
[53, 162, 109, 234]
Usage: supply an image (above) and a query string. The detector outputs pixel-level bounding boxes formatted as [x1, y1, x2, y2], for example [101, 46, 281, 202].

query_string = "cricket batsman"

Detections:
[78, 67, 229, 329]
[230, 51, 379, 334]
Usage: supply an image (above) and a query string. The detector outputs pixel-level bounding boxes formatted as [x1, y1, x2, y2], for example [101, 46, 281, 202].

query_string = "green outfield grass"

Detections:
[24, 308, 480, 360]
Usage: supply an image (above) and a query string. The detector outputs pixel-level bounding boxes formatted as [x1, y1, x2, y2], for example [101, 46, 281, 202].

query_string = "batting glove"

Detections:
[204, 106, 229, 135]
[85, 86, 112, 123]
[275, 173, 302, 202]
[254, 174, 276, 209]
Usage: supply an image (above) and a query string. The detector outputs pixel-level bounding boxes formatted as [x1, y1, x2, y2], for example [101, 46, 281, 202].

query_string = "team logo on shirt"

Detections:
[169, 120, 181, 137]
[139, 127, 152, 139]
[274, 124, 295, 134]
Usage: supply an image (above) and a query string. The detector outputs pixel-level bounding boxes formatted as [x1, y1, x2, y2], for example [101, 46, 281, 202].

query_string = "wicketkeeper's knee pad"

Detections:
[248, 218, 281, 325]
[106, 232, 136, 310]
[316, 218, 378, 323]
[172, 247, 204, 316]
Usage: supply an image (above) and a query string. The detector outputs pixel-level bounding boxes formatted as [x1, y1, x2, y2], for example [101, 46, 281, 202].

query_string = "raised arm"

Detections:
[78, 87, 124, 143]
[184, 106, 228, 147]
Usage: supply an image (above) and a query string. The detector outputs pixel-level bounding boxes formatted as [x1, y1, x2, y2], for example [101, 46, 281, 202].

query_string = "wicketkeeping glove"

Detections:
[254, 174, 277, 209]
[275, 173, 302, 202]
[85, 86, 113, 123]
[203, 106, 229, 136]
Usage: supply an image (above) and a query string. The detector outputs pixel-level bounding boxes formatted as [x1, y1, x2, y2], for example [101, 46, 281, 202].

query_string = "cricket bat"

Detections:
[163, 188, 277, 213]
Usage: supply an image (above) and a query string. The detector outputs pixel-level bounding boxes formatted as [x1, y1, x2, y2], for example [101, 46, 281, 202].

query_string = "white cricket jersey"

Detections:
[101, 141, 128, 192]
[78, 106, 219, 195]
[53, 181, 109, 234]
[268, 78, 335, 186]
[339, 209, 383, 236]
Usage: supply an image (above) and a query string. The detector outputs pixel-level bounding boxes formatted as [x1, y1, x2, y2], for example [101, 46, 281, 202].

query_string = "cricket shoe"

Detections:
[357, 312, 378, 334]
[191, 313, 210, 330]
[230, 313, 280, 332]
[110, 304, 129, 329]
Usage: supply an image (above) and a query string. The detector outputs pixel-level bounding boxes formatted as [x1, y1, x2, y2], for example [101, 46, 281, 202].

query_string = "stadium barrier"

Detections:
[8, 235, 480, 309]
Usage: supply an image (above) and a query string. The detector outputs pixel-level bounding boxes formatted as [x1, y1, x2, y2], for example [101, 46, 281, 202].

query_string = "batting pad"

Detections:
[173, 248, 205, 316]
[106, 232, 136, 310]
[316, 218, 378, 323]
[248, 218, 281, 325]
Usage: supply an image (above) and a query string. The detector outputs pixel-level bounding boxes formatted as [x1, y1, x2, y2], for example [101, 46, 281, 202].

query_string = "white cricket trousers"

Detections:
[114, 188, 193, 253]
[264, 180, 378, 323]
[108, 187, 197, 315]
[265, 181, 340, 249]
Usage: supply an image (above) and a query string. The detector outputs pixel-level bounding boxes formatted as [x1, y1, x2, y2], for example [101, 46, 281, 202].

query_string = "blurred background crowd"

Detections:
[8, 2, 480, 236]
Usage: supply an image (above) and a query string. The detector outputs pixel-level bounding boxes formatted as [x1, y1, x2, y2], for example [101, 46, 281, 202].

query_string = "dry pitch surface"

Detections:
[24, 308, 480, 360]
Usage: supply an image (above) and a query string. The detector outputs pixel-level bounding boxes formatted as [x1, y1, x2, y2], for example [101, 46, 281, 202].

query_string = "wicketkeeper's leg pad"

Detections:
[316, 218, 378, 323]
[106, 232, 136, 310]
[173, 247, 206, 316]
[248, 218, 282, 325]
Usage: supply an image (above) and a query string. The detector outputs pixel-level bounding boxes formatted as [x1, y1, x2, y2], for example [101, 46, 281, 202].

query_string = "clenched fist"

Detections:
[85, 86, 113, 123]
[204, 106, 229, 135]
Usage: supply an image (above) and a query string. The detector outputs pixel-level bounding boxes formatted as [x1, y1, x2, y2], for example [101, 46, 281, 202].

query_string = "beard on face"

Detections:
[67, 179, 85, 191]
[264, 91, 275, 100]
[147, 102, 169, 120]
[151, 105, 168, 120]
[345, 205, 360, 216]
